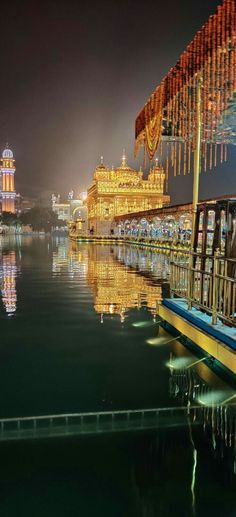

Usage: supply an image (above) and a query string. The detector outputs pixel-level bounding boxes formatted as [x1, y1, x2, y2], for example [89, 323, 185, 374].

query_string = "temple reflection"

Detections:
[86, 245, 167, 322]
[52, 239, 169, 321]
[51, 241, 236, 443]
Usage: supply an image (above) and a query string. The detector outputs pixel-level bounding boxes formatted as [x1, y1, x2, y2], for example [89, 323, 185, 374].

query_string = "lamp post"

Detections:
[188, 74, 202, 310]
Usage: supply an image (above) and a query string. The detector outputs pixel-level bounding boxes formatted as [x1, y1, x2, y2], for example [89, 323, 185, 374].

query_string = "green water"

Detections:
[0, 235, 235, 516]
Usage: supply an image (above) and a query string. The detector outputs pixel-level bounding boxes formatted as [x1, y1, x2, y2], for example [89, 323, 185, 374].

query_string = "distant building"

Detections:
[51, 192, 88, 225]
[87, 152, 170, 235]
[51, 194, 71, 221]
[16, 195, 36, 213]
[0, 145, 16, 213]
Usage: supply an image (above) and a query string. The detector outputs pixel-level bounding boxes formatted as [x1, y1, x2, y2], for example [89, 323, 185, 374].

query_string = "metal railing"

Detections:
[0, 406, 204, 441]
[170, 250, 236, 326]
[0, 405, 235, 447]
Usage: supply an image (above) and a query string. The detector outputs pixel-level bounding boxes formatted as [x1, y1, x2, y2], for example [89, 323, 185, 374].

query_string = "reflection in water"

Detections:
[168, 341, 236, 477]
[0, 236, 235, 515]
[131, 343, 236, 515]
[113, 245, 169, 279]
[52, 239, 236, 476]
[86, 245, 166, 322]
[52, 238, 88, 279]
[53, 239, 169, 322]
[0, 240, 19, 316]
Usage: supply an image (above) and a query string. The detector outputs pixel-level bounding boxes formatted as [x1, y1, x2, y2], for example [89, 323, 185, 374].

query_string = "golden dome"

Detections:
[95, 156, 107, 171]
[115, 150, 140, 177]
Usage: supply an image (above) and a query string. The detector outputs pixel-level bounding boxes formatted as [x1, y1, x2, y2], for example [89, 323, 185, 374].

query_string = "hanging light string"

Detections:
[135, 0, 236, 180]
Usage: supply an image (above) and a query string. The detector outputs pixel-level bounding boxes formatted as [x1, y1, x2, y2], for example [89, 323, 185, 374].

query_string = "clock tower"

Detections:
[1, 145, 16, 213]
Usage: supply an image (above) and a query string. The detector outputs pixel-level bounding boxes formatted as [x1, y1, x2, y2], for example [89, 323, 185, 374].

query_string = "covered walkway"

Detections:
[113, 201, 193, 241]
[113, 195, 236, 242]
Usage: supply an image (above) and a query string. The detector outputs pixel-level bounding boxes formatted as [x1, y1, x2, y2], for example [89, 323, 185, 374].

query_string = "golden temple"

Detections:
[87, 152, 170, 235]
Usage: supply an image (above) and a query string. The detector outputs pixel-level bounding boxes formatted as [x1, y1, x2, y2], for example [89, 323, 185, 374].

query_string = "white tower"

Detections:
[1, 145, 16, 213]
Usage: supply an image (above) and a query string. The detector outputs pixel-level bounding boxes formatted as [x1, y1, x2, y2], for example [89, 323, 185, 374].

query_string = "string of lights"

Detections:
[135, 0, 236, 183]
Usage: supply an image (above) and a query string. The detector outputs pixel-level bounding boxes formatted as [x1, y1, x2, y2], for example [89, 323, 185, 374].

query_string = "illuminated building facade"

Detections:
[87, 153, 170, 234]
[52, 202, 71, 221]
[51, 192, 88, 226]
[0, 146, 16, 213]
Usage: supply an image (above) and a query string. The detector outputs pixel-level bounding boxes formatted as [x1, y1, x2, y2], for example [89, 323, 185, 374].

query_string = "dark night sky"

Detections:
[1, 0, 236, 203]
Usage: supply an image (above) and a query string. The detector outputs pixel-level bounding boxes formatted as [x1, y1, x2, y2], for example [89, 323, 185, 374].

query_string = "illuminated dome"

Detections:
[94, 156, 109, 180]
[2, 147, 13, 159]
[115, 150, 141, 178]
[95, 156, 106, 170]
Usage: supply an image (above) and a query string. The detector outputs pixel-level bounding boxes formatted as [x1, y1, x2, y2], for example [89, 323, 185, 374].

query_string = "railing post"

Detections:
[170, 249, 174, 289]
[212, 249, 220, 325]
[187, 251, 194, 310]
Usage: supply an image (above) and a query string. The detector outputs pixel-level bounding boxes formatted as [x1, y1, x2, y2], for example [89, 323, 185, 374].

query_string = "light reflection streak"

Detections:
[132, 320, 161, 328]
[0, 249, 18, 315]
[168, 344, 236, 477]
[190, 435, 197, 516]
[147, 334, 182, 346]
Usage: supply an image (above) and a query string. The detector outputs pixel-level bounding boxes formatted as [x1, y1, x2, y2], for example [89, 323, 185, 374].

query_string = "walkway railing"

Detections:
[0, 406, 206, 441]
[170, 251, 236, 326]
[0, 404, 235, 443]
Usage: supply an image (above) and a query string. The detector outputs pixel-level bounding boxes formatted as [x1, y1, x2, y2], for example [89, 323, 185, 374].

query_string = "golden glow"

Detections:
[1, 251, 17, 314]
[2, 198, 16, 212]
[85, 246, 162, 319]
[52, 241, 164, 321]
[87, 155, 170, 233]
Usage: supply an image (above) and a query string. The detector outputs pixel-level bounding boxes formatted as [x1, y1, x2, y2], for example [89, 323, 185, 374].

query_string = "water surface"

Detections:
[0, 235, 235, 517]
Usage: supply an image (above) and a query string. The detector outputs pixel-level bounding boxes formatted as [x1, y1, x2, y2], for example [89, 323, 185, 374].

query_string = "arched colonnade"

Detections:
[112, 212, 192, 241]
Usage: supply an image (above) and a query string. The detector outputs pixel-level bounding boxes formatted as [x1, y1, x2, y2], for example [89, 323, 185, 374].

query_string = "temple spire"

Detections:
[121, 149, 126, 167]
[100, 155, 104, 166]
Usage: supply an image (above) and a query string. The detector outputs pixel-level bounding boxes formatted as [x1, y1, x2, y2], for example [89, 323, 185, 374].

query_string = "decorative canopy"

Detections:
[135, 0, 236, 178]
